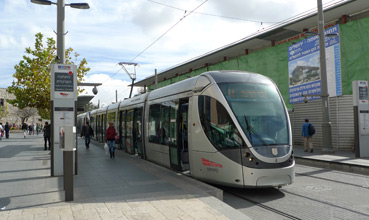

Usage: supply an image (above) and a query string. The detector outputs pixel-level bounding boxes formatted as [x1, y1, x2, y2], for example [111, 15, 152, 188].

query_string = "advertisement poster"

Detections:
[288, 25, 342, 104]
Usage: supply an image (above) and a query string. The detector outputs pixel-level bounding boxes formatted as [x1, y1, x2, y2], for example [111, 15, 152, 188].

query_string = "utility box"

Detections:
[353, 80, 369, 157]
[59, 126, 76, 151]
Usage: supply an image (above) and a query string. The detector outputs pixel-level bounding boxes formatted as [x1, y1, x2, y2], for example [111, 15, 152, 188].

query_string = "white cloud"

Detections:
[0, 0, 346, 90]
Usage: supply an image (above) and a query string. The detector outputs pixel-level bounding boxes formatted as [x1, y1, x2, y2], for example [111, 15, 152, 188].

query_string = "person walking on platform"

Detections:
[0, 123, 3, 141]
[43, 122, 51, 150]
[81, 121, 94, 149]
[302, 119, 314, 153]
[28, 124, 33, 135]
[22, 123, 28, 138]
[105, 122, 116, 158]
[36, 123, 40, 135]
[4, 122, 10, 139]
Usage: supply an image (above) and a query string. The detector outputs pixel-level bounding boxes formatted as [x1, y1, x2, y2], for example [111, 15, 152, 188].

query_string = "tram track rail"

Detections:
[224, 189, 302, 220]
[295, 164, 369, 189]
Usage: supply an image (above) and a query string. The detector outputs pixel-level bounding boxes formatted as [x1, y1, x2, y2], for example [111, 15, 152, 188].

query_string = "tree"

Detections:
[7, 32, 90, 119]
[15, 107, 38, 124]
[86, 102, 99, 112]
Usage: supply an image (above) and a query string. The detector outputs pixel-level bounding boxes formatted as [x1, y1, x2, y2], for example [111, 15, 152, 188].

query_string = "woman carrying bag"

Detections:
[105, 122, 117, 159]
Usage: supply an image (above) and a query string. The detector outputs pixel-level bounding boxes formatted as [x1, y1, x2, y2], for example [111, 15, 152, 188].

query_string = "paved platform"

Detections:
[1, 132, 368, 220]
[293, 145, 369, 175]
[0, 132, 248, 220]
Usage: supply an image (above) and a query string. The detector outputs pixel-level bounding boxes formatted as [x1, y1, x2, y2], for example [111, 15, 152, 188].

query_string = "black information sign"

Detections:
[55, 107, 74, 111]
[55, 72, 74, 92]
[359, 87, 368, 100]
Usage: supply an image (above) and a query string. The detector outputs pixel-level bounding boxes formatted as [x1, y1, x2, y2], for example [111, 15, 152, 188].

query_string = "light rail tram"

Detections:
[77, 71, 295, 188]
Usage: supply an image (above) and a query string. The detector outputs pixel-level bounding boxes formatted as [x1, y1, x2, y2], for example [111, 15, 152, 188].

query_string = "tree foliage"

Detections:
[7, 32, 90, 119]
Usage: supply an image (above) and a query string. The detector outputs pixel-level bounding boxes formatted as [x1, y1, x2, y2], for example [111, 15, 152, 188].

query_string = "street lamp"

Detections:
[31, 0, 89, 202]
[301, 1, 335, 153]
[30, 0, 90, 64]
[317, 0, 334, 153]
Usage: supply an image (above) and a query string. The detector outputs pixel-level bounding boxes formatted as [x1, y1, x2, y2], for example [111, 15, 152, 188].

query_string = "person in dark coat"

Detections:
[4, 122, 10, 139]
[22, 123, 28, 138]
[43, 122, 51, 150]
[81, 122, 94, 149]
[105, 122, 117, 158]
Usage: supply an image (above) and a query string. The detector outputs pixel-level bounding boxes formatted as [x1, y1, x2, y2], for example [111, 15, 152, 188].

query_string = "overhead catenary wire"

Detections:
[147, 0, 277, 24]
[98, 0, 345, 87]
[100, 0, 208, 85]
[129, 0, 208, 63]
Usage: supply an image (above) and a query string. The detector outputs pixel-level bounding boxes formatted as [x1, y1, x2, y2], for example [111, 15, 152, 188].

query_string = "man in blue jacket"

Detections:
[302, 119, 313, 153]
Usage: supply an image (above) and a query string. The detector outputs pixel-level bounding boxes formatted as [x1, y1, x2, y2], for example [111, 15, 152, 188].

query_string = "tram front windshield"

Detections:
[219, 82, 289, 156]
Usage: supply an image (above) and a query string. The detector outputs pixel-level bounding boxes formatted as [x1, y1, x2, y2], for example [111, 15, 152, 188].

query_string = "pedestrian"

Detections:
[22, 123, 28, 138]
[0, 122, 3, 141]
[302, 119, 313, 153]
[43, 122, 51, 150]
[4, 122, 10, 139]
[105, 122, 117, 158]
[36, 123, 40, 135]
[29, 124, 34, 135]
[81, 121, 94, 149]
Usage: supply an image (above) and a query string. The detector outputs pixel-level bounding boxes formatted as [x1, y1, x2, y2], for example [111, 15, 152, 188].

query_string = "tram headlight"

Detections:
[249, 157, 254, 162]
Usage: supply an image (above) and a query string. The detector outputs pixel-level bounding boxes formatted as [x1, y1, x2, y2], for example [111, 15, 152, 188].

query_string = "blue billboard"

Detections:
[288, 25, 342, 104]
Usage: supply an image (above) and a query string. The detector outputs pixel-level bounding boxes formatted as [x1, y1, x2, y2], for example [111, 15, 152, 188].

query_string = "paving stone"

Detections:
[0, 133, 250, 220]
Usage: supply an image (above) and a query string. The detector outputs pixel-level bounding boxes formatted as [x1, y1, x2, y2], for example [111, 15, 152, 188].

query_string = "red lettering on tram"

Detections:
[201, 158, 223, 168]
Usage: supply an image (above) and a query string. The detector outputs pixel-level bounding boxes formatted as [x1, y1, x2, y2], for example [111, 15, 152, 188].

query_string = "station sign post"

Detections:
[50, 64, 77, 201]
[353, 80, 369, 158]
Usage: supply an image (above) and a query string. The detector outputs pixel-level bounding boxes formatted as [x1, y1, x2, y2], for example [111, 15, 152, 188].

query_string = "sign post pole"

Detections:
[50, 64, 77, 201]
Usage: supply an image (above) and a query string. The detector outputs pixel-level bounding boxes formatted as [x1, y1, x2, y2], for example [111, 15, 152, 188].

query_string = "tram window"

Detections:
[148, 104, 161, 144]
[120, 110, 127, 149]
[198, 95, 243, 149]
[161, 103, 170, 145]
[90, 116, 95, 132]
[134, 108, 143, 155]
[219, 82, 289, 147]
[169, 100, 178, 145]
[107, 112, 116, 128]
[126, 109, 134, 146]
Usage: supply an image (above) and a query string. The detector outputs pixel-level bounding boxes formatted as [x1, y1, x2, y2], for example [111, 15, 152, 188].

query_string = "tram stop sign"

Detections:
[50, 64, 77, 176]
[51, 64, 78, 101]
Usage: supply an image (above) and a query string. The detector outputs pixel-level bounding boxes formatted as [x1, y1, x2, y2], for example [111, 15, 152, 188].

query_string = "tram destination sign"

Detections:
[55, 72, 74, 92]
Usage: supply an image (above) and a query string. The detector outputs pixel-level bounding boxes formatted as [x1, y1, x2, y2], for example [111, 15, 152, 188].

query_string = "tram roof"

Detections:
[134, 0, 369, 87]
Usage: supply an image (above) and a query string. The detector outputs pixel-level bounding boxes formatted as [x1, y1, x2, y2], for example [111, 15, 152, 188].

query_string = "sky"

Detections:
[0, 0, 345, 106]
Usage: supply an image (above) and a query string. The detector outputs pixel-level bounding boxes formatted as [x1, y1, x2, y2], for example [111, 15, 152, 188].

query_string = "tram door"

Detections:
[126, 109, 134, 154]
[101, 115, 105, 143]
[133, 108, 143, 158]
[118, 110, 124, 150]
[169, 98, 189, 171]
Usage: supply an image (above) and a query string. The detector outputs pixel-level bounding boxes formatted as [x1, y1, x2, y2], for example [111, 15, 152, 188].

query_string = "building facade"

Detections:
[0, 88, 43, 127]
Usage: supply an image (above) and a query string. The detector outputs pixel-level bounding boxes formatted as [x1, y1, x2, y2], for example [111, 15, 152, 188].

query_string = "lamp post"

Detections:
[317, 0, 334, 153]
[30, 0, 89, 64]
[31, 0, 90, 202]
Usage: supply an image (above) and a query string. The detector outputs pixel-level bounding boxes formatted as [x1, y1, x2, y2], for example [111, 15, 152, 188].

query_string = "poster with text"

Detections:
[288, 25, 342, 104]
